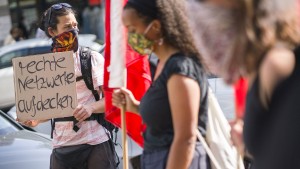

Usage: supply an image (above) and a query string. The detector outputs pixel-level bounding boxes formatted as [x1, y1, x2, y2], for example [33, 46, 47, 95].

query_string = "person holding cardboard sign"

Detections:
[20, 3, 117, 169]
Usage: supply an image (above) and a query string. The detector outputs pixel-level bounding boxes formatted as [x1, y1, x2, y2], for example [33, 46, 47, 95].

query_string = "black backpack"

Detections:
[78, 46, 120, 167]
[78, 46, 119, 139]
[51, 46, 117, 134]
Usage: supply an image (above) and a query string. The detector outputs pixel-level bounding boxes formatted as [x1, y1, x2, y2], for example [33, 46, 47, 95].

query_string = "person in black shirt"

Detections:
[112, 0, 210, 169]
[187, 0, 300, 169]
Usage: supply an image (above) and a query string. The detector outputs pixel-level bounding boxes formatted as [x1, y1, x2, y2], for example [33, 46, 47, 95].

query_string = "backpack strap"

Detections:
[51, 47, 99, 138]
[79, 46, 100, 101]
[78, 47, 117, 136]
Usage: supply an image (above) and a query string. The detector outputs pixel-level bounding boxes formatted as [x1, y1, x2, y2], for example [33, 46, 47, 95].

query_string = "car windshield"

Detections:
[0, 115, 18, 135]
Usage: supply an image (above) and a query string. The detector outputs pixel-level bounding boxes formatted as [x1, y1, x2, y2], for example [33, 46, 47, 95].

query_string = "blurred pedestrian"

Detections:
[112, 0, 210, 169]
[4, 26, 24, 45]
[187, 0, 300, 168]
[17, 15, 29, 39]
[82, 0, 105, 42]
[186, 1, 251, 167]
[82, 5, 93, 34]
[91, 4, 104, 41]
[20, 3, 116, 169]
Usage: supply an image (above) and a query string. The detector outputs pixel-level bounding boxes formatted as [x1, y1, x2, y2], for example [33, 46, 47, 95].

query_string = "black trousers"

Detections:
[50, 141, 116, 169]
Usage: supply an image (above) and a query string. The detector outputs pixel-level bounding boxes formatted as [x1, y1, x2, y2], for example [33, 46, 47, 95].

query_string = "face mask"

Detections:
[187, 1, 243, 83]
[52, 28, 79, 52]
[128, 22, 154, 55]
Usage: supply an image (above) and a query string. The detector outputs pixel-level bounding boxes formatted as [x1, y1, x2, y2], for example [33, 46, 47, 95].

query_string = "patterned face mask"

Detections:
[128, 22, 154, 55]
[51, 29, 79, 52]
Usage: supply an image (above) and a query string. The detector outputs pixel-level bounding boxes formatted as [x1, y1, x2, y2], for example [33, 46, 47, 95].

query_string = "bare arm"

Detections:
[230, 118, 245, 155]
[73, 86, 106, 122]
[17, 119, 50, 127]
[166, 74, 200, 169]
[259, 47, 295, 108]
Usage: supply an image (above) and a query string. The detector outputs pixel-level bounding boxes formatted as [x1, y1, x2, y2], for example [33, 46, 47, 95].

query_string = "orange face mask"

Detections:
[51, 29, 79, 52]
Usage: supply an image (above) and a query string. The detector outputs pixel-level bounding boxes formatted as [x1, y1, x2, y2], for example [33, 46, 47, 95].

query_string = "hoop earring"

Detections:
[158, 38, 164, 46]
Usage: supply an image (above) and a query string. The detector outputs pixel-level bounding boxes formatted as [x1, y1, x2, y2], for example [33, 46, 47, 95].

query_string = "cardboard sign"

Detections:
[12, 51, 77, 121]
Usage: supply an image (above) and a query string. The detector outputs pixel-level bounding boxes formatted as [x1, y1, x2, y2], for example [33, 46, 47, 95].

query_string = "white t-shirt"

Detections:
[52, 48, 108, 148]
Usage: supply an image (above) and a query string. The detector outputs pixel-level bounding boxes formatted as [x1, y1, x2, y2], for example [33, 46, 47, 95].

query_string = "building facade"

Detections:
[0, 0, 103, 46]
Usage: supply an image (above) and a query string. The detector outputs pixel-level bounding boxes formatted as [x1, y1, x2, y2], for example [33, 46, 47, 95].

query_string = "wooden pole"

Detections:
[121, 69, 129, 169]
[107, 0, 129, 167]
[121, 104, 129, 169]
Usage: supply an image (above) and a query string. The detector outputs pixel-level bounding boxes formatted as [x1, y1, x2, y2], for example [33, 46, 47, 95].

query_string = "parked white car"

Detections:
[0, 35, 103, 110]
[7, 105, 143, 169]
[0, 110, 52, 169]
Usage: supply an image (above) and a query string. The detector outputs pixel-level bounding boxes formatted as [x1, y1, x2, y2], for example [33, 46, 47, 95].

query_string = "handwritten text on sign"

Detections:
[12, 51, 77, 121]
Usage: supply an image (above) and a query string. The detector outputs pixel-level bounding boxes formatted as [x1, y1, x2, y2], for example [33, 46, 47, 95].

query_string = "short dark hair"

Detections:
[39, 5, 76, 38]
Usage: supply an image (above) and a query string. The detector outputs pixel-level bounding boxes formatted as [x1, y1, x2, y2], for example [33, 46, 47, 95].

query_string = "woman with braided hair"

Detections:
[112, 0, 210, 168]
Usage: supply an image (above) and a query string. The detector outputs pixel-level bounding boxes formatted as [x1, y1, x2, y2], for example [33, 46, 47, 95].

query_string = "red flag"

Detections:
[103, 0, 152, 147]
[234, 77, 248, 119]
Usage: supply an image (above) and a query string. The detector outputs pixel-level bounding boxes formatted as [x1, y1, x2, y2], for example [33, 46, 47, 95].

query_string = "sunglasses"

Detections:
[47, 3, 72, 25]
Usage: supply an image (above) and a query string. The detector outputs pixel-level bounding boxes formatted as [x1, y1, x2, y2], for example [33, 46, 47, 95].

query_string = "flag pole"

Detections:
[121, 68, 128, 169]
[108, 0, 129, 168]
[121, 104, 129, 169]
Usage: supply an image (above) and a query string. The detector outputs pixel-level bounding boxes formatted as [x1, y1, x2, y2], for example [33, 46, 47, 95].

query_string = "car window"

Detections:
[0, 115, 18, 135]
[29, 46, 51, 55]
[0, 48, 28, 69]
